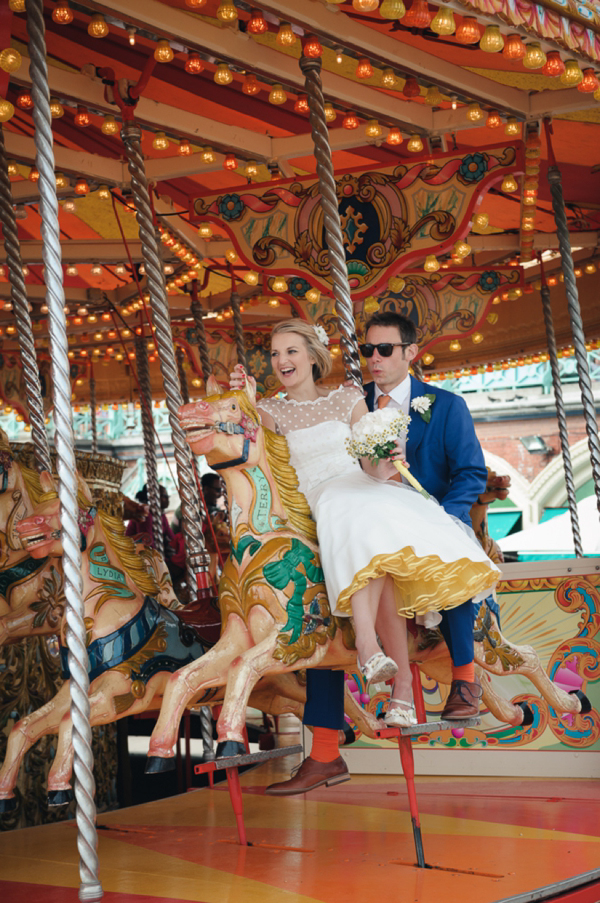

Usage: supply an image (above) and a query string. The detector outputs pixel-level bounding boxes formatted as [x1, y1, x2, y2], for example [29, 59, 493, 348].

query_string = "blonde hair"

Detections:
[271, 319, 332, 381]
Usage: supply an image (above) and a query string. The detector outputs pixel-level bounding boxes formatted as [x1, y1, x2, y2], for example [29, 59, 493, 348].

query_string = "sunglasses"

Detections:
[359, 342, 412, 358]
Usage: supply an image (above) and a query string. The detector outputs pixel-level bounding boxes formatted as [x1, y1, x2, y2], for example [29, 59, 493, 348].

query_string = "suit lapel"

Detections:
[406, 376, 428, 464]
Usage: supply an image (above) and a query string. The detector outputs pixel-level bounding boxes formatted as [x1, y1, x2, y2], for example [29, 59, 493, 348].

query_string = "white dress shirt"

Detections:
[373, 374, 411, 458]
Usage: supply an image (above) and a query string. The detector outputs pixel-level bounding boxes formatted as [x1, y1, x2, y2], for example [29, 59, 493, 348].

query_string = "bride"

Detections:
[230, 319, 499, 729]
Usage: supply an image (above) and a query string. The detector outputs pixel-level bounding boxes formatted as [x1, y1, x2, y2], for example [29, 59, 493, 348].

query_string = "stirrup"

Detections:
[357, 652, 398, 685]
[384, 698, 417, 728]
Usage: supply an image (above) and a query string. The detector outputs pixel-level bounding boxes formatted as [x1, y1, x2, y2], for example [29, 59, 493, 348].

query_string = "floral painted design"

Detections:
[458, 153, 488, 183]
[217, 194, 245, 220]
[478, 270, 501, 292]
[288, 276, 312, 299]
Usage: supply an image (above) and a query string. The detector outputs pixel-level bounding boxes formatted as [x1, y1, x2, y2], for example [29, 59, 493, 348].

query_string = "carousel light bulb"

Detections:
[247, 8, 268, 34]
[430, 6, 455, 36]
[17, 90, 33, 110]
[353, 0, 378, 8]
[154, 40, 174, 63]
[542, 51, 565, 77]
[386, 127, 402, 145]
[449, 340, 461, 352]
[9, 0, 25, 10]
[0, 48, 21, 73]
[0, 99, 15, 122]
[335, 47, 343, 64]
[225, 248, 237, 262]
[472, 212, 489, 231]
[214, 63, 233, 85]
[450, 96, 458, 110]
[501, 174, 518, 193]
[126, 26, 137, 46]
[486, 110, 502, 128]
[201, 146, 216, 164]
[305, 287, 320, 303]
[101, 114, 119, 135]
[379, 0, 405, 16]
[51, 0, 73, 23]
[324, 103, 337, 123]
[425, 85, 443, 106]
[223, 152, 237, 171]
[585, 262, 597, 274]
[152, 131, 170, 150]
[466, 103, 484, 122]
[74, 105, 90, 127]
[579, 68, 599, 93]
[185, 0, 207, 7]
[115, 263, 126, 275]
[471, 333, 484, 344]
[523, 43, 546, 69]
[356, 58, 374, 79]
[97, 185, 111, 200]
[277, 23, 296, 46]
[198, 222, 213, 239]
[455, 17, 480, 44]
[268, 298, 280, 307]
[343, 112, 359, 129]
[244, 270, 259, 285]
[63, 198, 76, 213]
[504, 116, 520, 136]
[402, 76, 420, 98]
[479, 25, 504, 53]
[244, 159, 259, 179]
[560, 59, 583, 87]
[91, 264, 102, 276]
[594, 86, 600, 102]
[365, 119, 382, 138]
[7, 160, 18, 176]
[139, 263, 146, 275]
[185, 53, 204, 75]
[271, 275, 288, 292]
[178, 138, 192, 156]
[453, 239, 471, 258]
[242, 74, 260, 95]
[88, 14, 109, 38]
[424, 254, 440, 272]
[294, 95, 309, 113]
[403, 0, 432, 28]
[217, 0, 238, 20]
[502, 33, 526, 60]
[381, 68, 397, 88]
[28, 166, 40, 182]
[75, 178, 89, 195]
[303, 35, 323, 58]
[407, 134, 423, 153]
[21, 265, 29, 276]
[55, 172, 69, 189]
[269, 83, 287, 105]
[49, 97, 64, 118]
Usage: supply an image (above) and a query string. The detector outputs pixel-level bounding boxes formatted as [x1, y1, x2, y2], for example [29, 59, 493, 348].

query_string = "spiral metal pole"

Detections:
[121, 122, 208, 601]
[199, 706, 215, 762]
[176, 346, 190, 405]
[547, 165, 600, 517]
[25, 1, 101, 900]
[89, 376, 98, 455]
[135, 336, 164, 556]
[230, 291, 247, 369]
[300, 55, 362, 388]
[191, 284, 212, 380]
[540, 284, 584, 557]
[0, 127, 52, 474]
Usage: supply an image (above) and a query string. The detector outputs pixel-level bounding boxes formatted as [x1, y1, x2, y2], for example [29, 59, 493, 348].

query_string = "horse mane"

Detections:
[19, 463, 45, 505]
[233, 391, 317, 544]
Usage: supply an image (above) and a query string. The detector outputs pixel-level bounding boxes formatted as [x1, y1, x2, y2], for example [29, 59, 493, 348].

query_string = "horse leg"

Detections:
[148, 613, 253, 760]
[0, 681, 72, 806]
[477, 668, 527, 727]
[343, 679, 381, 739]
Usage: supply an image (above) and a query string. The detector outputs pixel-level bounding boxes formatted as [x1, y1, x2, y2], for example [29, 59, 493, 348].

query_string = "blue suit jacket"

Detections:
[365, 376, 487, 526]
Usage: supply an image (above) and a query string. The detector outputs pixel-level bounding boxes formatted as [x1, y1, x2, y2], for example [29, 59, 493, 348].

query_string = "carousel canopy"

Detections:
[0, 0, 599, 406]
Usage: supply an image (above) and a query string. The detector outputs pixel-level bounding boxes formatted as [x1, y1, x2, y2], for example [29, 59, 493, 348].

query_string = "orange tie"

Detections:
[377, 394, 392, 409]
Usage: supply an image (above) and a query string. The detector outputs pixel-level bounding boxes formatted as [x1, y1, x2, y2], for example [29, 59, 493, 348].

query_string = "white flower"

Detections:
[347, 409, 410, 460]
[411, 395, 432, 414]
[313, 324, 329, 346]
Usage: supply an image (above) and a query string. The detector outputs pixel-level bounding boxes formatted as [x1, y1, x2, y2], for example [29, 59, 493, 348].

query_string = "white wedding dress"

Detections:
[258, 386, 500, 619]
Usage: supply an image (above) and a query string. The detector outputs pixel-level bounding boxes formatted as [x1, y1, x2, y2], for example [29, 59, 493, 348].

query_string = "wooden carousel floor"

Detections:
[1, 746, 599, 903]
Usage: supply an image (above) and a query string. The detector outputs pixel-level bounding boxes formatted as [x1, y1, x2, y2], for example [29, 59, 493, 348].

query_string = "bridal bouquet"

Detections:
[346, 409, 430, 499]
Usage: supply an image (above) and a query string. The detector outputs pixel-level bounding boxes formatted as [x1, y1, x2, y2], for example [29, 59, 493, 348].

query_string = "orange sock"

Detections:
[310, 727, 340, 763]
[452, 662, 475, 683]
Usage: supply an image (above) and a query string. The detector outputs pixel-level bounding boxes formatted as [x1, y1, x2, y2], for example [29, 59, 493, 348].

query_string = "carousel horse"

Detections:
[0, 469, 373, 809]
[145, 378, 590, 766]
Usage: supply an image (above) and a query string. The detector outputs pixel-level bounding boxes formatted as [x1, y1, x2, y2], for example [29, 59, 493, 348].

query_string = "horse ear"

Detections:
[243, 374, 257, 406]
[206, 375, 223, 396]
[77, 473, 93, 504]
[0, 427, 11, 455]
[39, 470, 56, 494]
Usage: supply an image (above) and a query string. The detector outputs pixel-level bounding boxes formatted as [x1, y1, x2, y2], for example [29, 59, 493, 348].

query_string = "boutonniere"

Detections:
[410, 394, 436, 424]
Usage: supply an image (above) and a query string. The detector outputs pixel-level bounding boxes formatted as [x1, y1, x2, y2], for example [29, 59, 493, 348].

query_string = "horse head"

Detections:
[179, 376, 262, 473]
[17, 470, 96, 559]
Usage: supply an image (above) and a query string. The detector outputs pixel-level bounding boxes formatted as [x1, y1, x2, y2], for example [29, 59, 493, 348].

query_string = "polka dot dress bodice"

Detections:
[257, 386, 364, 496]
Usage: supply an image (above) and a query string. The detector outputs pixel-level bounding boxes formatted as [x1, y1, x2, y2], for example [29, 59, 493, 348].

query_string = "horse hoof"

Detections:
[341, 723, 356, 747]
[517, 702, 534, 727]
[216, 740, 247, 759]
[570, 689, 592, 714]
[145, 755, 176, 774]
[47, 789, 73, 807]
[0, 797, 18, 814]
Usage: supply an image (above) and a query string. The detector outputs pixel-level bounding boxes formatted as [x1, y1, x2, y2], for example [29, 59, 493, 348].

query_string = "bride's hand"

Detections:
[389, 439, 409, 468]
[229, 364, 256, 392]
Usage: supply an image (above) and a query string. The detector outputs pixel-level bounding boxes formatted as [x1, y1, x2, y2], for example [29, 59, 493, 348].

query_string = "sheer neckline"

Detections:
[279, 385, 345, 406]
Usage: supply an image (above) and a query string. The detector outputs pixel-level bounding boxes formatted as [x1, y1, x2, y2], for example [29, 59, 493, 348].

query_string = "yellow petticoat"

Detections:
[335, 546, 498, 618]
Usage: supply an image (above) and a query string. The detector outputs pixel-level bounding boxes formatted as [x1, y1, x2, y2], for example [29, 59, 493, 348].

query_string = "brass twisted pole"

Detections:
[191, 281, 212, 380]
[176, 346, 190, 405]
[539, 278, 583, 557]
[230, 292, 247, 369]
[299, 54, 362, 388]
[25, 0, 102, 899]
[120, 122, 208, 601]
[0, 126, 51, 474]
[135, 336, 164, 556]
[89, 374, 98, 456]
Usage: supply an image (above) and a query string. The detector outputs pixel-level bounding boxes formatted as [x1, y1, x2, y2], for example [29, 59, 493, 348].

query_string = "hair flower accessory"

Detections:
[313, 324, 329, 346]
[411, 393, 436, 423]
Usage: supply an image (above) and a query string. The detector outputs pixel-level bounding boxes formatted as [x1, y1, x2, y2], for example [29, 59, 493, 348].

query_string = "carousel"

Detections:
[0, 0, 599, 901]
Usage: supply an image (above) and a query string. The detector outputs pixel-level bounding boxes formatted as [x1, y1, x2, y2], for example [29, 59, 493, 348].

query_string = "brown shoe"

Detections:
[265, 755, 350, 797]
[441, 678, 482, 720]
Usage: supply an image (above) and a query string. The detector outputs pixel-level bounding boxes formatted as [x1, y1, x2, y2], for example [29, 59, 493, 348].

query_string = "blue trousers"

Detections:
[303, 601, 477, 729]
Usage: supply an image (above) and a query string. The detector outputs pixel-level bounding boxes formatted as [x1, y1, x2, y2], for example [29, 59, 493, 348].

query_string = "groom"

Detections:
[266, 310, 489, 796]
